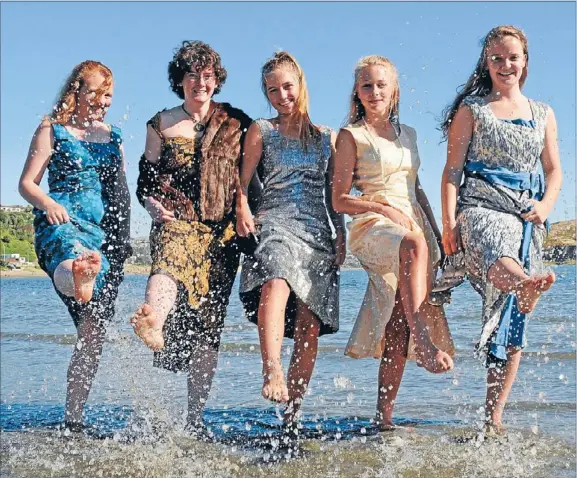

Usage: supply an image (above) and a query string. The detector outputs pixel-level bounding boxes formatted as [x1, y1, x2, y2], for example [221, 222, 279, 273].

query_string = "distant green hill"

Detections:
[0, 208, 37, 262]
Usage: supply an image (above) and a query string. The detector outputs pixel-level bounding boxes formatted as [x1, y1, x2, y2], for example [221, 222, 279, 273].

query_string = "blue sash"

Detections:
[465, 161, 547, 362]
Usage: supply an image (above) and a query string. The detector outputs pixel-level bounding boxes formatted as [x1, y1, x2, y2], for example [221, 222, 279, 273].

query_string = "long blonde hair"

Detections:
[440, 25, 529, 140]
[49, 61, 113, 124]
[346, 55, 400, 127]
[261, 52, 320, 150]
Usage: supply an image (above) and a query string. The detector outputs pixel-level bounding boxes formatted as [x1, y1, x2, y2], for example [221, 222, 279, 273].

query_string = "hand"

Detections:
[521, 199, 550, 226]
[236, 205, 256, 237]
[144, 196, 175, 223]
[45, 201, 70, 225]
[441, 222, 462, 256]
[333, 230, 347, 266]
[379, 205, 413, 230]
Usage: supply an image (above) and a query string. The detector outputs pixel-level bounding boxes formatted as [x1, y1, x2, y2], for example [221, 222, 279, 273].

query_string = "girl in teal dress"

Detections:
[19, 61, 131, 431]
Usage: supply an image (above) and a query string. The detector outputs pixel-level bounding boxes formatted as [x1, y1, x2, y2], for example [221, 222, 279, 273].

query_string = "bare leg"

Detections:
[284, 300, 321, 425]
[258, 279, 291, 403]
[398, 232, 453, 373]
[487, 258, 555, 314]
[376, 293, 410, 429]
[64, 315, 107, 427]
[54, 251, 102, 304]
[485, 347, 522, 433]
[130, 273, 178, 351]
[187, 345, 219, 427]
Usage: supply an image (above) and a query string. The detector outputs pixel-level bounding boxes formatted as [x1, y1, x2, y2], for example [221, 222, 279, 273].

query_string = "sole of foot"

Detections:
[130, 304, 165, 351]
[516, 271, 556, 314]
[72, 251, 101, 304]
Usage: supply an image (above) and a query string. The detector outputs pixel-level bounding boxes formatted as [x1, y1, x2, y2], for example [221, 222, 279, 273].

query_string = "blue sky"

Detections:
[1, 1, 575, 238]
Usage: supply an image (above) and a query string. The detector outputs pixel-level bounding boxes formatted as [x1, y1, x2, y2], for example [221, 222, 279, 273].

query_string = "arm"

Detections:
[326, 130, 345, 233]
[236, 122, 262, 237]
[325, 130, 346, 265]
[136, 122, 174, 223]
[332, 129, 412, 229]
[18, 121, 70, 225]
[441, 104, 473, 255]
[521, 106, 562, 225]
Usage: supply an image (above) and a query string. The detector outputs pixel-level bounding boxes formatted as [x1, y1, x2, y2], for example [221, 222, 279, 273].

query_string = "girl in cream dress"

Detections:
[333, 56, 454, 429]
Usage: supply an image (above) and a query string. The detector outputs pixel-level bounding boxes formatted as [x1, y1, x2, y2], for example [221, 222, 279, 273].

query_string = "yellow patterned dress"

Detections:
[343, 122, 454, 360]
[137, 104, 251, 372]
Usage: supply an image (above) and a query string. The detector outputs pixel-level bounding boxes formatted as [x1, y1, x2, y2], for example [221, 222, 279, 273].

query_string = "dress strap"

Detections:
[110, 125, 123, 146]
[146, 111, 165, 140]
[51, 123, 71, 142]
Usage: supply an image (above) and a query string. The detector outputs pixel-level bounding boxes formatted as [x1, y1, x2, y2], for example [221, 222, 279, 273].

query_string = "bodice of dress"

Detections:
[255, 119, 333, 233]
[345, 123, 422, 217]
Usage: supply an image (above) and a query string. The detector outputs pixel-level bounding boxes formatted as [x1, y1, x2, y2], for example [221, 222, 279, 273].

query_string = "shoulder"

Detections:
[218, 102, 252, 129]
[340, 122, 365, 139]
[529, 98, 551, 121]
[461, 95, 484, 107]
[147, 108, 170, 136]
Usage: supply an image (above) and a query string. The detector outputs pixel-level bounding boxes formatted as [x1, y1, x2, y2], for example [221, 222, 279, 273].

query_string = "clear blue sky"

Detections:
[1, 2, 575, 237]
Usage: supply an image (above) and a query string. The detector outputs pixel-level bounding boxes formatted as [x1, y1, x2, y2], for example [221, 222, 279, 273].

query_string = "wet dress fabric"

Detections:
[34, 123, 131, 327]
[136, 103, 251, 372]
[456, 96, 549, 366]
[239, 120, 340, 338]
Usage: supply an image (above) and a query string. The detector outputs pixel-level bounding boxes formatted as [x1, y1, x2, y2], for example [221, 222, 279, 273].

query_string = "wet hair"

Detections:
[168, 40, 227, 99]
[345, 55, 400, 128]
[261, 51, 321, 150]
[440, 25, 529, 140]
[50, 61, 113, 124]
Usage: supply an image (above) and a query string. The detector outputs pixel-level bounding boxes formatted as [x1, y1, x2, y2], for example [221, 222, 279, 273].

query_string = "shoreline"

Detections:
[1, 262, 574, 279]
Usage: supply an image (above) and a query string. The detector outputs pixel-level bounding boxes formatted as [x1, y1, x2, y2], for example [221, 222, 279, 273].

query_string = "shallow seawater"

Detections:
[1, 266, 575, 477]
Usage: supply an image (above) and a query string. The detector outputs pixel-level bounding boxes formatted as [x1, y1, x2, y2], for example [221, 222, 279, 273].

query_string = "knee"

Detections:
[261, 278, 290, 298]
[400, 233, 428, 260]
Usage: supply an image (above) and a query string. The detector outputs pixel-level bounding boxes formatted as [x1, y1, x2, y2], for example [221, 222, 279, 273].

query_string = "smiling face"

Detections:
[355, 64, 397, 119]
[181, 64, 217, 104]
[485, 35, 527, 89]
[264, 67, 300, 116]
[76, 72, 113, 122]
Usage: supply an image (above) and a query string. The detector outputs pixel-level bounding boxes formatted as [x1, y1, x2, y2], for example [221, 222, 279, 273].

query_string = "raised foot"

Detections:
[416, 346, 454, 374]
[72, 251, 101, 304]
[262, 361, 289, 403]
[130, 303, 164, 351]
[515, 271, 556, 314]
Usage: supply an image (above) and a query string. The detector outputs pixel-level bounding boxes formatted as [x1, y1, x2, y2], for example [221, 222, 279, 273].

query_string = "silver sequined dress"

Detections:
[239, 119, 339, 337]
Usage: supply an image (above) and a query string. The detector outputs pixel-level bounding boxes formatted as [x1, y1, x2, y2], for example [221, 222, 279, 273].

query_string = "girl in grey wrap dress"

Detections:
[236, 52, 345, 432]
[440, 26, 562, 433]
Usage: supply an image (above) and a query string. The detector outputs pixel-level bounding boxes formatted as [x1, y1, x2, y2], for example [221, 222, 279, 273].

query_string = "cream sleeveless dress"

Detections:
[343, 122, 454, 360]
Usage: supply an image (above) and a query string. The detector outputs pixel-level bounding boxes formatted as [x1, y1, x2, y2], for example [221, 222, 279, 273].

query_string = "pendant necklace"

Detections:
[182, 104, 209, 133]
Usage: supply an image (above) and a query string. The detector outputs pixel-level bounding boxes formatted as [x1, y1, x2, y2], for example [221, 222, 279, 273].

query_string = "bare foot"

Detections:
[130, 304, 164, 351]
[515, 271, 556, 314]
[262, 361, 289, 403]
[72, 251, 101, 304]
[416, 346, 454, 374]
[484, 421, 506, 436]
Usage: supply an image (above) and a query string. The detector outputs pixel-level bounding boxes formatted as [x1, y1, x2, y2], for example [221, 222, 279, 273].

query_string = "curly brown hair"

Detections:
[168, 41, 227, 98]
[49, 61, 113, 124]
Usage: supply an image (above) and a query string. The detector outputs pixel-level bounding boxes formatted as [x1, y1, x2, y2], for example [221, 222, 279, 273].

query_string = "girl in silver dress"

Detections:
[236, 52, 345, 428]
[440, 26, 562, 434]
